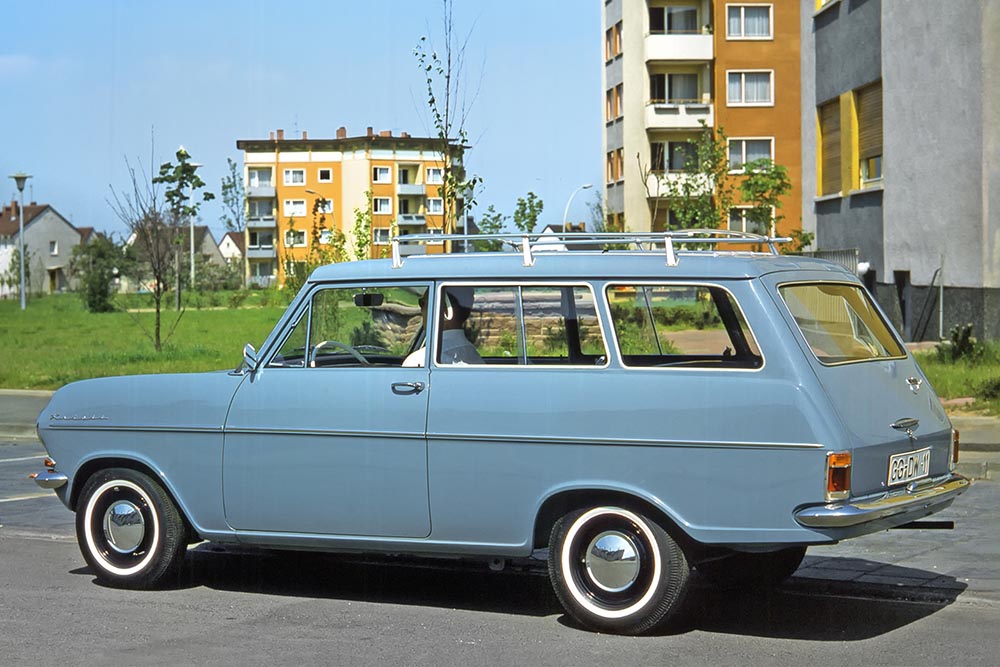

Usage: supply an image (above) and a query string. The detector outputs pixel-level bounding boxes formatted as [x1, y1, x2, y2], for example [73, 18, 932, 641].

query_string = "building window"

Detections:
[49, 240, 58, 255]
[728, 206, 773, 236]
[651, 73, 699, 104]
[727, 4, 772, 39]
[284, 199, 307, 218]
[317, 168, 332, 183]
[605, 21, 623, 61]
[373, 197, 392, 214]
[285, 229, 306, 247]
[615, 84, 623, 118]
[249, 199, 274, 219]
[373, 166, 391, 183]
[606, 148, 625, 183]
[316, 198, 334, 214]
[283, 169, 305, 186]
[426, 228, 444, 245]
[248, 168, 272, 188]
[728, 138, 774, 171]
[606, 89, 615, 121]
[819, 98, 842, 196]
[650, 6, 699, 34]
[318, 228, 333, 245]
[857, 81, 883, 187]
[373, 228, 391, 245]
[427, 198, 443, 214]
[727, 71, 773, 106]
[426, 167, 443, 184]
[249, 231, 274, 249]
[251, 260, 274, 278]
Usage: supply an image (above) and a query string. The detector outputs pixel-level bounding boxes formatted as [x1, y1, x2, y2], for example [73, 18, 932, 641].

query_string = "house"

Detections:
[123, 224, 225, 292]
[801, 0, 999, 340]
[219, 231, 244, 264]
[0, 199, 82, 297]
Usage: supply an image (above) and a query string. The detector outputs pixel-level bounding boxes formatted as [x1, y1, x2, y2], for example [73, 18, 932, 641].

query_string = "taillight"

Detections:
[950, 429, 960, 470]
[826, 451, 851, 501]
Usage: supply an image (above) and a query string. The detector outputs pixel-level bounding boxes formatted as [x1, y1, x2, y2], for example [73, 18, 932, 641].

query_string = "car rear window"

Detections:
[606, 284, 762, 369]
[779, 282, 906, 364]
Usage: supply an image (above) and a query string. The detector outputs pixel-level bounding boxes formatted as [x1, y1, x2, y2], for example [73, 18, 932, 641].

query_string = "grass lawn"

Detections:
[915, 349, 1000, 415]
[0, 293, 285, 389]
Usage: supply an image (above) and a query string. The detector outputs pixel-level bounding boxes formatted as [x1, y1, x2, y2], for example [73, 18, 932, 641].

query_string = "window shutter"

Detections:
[857, 82, 883, 161]
[819, 100, 841, 195]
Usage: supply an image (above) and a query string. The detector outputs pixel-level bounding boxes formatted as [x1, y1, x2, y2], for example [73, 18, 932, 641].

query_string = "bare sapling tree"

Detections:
[220, 157, 248, 287]
[414, 0, 483, 247]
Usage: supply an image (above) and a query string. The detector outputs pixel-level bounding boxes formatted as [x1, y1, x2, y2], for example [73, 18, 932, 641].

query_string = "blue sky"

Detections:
[1, 1, 602, 240]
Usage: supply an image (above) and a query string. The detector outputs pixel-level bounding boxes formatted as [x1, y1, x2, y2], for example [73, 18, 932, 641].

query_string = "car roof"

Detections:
[307, 251, 855, 284]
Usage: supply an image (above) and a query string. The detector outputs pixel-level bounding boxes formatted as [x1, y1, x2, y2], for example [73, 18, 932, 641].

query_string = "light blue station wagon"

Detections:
[32, 232, 970, 634]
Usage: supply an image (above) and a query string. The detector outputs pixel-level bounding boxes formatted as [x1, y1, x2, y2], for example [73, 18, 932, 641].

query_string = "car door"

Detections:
[223, 282, 432, 538]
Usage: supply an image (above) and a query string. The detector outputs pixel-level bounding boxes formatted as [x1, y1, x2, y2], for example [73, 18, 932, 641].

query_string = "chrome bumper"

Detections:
[29, 470, 69, 490]
[794, 473, 971, 528]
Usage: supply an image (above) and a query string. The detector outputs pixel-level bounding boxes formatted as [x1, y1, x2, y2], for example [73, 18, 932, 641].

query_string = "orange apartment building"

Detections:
[602, 0, 801, 237]
[236, 127, 462, 287]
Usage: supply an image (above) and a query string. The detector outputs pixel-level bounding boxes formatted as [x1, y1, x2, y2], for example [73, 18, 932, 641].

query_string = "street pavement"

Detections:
[2, 388, 999, 609]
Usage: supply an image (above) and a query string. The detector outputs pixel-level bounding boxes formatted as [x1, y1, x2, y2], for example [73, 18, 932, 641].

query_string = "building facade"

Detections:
[802, 0, 1000, 340]
[0, 200, 82, 297]
[602, 0, 801, 234]
[237, 128, 463, 287]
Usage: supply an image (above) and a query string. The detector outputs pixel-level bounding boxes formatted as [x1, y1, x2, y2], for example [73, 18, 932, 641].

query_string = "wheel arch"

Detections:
[532, 487, 698, 556]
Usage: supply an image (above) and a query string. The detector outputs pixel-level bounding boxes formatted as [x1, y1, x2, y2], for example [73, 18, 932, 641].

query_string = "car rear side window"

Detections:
[606, 284, 762, 369]
[779, 282, 905, 365]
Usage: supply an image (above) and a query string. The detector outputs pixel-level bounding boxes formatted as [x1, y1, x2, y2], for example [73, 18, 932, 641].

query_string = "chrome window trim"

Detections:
[431, 281, 611, 370]
[776, 280, 908, 367]
[601, 280, 766, 373]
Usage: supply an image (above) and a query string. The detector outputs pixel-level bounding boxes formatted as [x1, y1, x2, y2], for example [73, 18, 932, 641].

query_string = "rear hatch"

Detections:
[765, 276, 952, 498]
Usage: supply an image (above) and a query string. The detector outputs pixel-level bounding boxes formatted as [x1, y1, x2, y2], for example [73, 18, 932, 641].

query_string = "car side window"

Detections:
[268, 284, 428, 368]
[437, 284, 607, 366]
[607, 284, 762, 369]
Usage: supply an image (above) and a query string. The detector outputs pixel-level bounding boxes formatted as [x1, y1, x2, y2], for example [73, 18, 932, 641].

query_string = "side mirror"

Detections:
[242, 343, 258, 370]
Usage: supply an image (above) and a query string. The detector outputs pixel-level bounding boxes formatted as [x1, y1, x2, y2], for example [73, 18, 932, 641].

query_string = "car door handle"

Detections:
[391, 382, 426, 396]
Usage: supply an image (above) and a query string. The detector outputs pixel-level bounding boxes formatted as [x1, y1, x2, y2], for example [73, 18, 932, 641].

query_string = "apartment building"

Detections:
[802, 0, 999, 340]
[236, 128, 461, 287]
[602, 0, 801, 235]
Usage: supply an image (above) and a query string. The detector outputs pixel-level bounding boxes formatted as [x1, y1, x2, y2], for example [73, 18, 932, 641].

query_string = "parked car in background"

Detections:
[32, 231, 970, 635]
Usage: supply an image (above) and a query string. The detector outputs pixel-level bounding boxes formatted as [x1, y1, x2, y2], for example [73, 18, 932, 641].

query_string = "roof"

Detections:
[306, 250, 855, 284]
[222, 231, 245, 252]
[0, 201, 48, 236]
[236, 133, 465, 154]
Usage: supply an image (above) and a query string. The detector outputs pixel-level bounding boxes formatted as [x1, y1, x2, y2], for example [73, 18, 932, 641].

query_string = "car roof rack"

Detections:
[391, 230, 791, 269]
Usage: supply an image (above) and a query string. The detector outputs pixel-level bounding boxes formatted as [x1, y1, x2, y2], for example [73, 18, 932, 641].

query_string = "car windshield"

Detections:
[779, 282, 905, 364]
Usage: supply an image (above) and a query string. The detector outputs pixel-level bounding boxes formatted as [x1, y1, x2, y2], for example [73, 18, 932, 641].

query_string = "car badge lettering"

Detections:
[50, 414, 109, 422]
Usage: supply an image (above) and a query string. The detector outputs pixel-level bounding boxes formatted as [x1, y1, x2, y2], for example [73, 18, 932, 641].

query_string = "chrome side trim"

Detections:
[44, 425, 223, 434]
[31, 470, 69, 490]
[794, 474, 970, 528]
[425, 432, 823, 450]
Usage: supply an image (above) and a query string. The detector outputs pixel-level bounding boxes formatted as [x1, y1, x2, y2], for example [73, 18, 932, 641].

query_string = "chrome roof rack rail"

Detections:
[390, 231, 791, 268]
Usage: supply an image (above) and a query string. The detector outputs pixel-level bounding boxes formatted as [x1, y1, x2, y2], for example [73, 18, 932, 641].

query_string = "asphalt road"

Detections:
[3, 435, 1000, 665]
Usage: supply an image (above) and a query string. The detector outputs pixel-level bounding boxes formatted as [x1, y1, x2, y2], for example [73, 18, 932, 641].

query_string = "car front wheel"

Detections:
[76, 468, 186, 589]
[548, 506, 690, 635]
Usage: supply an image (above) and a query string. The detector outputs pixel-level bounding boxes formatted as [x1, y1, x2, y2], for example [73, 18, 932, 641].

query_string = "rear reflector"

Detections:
[826, 451, 851, 501]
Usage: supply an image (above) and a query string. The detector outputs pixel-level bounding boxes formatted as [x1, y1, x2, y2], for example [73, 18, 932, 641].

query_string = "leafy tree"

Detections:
[739, 158, 792, 236]
[350, 192, 374, 262]
[665, 123, 737, 230]
[152, 146, 215, 309]
[219, 157, 247, 287]
[474, 204, 506, 251]
[70, 234, 131, 313]
[3, 246, 31, 299]
[414, 0, 483, 244]
[512, 192, 544, 234]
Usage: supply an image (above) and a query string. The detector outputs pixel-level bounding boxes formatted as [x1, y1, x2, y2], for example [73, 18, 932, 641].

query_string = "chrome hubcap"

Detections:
[584, 530, 640, 592]
[103, 500, 145, 553]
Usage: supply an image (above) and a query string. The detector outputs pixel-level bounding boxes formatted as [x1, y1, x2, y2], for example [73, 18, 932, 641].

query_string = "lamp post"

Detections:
[562, 183, 593, 229]
[8, 172, 32, 310]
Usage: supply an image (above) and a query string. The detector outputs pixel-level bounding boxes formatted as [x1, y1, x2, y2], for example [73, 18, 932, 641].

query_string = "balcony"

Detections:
[398, 214, 427, 227]
[246, 246, 277, 259]
[645, 33, 713, 62]
[246, 217, 277, 230]
[645, 172, 714, 198]
[645, 100, 714, 130]
[397, 183, 426, 196]
[247, 184, 276, 198]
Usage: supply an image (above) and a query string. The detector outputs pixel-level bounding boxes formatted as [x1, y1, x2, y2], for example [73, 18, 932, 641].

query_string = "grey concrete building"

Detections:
[801, 0, 1000, 340]
[0, 200, 82, 297]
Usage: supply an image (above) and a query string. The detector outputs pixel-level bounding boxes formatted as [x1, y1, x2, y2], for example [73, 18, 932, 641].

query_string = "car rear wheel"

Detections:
[548, 506, 690, 635]
[76, 468, 186, 589]
[695, 546, 807, 589]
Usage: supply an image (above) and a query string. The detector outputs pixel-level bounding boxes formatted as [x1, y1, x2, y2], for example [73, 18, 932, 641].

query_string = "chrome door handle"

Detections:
[391, 381, 426, 395]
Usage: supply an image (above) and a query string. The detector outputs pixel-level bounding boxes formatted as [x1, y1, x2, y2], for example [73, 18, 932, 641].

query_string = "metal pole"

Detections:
[9, 173, 31, 310]
[939, 253, 945, 340]
[562, 183, 594, 228]
[190, 187, 195, 289]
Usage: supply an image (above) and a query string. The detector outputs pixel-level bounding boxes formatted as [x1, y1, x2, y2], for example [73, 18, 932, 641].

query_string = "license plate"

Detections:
[887, 447, 931, 486]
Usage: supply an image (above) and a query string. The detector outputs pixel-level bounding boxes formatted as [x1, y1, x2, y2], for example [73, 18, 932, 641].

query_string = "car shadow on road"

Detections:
[74, 547, 968, 639]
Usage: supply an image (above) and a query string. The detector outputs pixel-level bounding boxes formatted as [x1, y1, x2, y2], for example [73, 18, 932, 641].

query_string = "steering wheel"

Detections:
[310, 340, 371, 366]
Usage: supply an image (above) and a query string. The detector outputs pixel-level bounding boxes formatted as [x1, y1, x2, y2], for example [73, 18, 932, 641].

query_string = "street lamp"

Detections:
[562, 183, 593, 229]
[8, 172, 32, 310]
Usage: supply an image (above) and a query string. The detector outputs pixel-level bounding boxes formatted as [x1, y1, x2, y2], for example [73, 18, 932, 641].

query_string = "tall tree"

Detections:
[414, 0, 482, 243]
[664, 123, 736, 230]
[512, 192, 544, 234]
[739, 158, 793, 236]
[152, 146, 215, 308]
[220, 157, 248, 287]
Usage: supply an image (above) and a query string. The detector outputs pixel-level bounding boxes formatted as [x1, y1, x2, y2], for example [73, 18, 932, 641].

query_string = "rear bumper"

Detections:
[794, 473, 971, 529]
